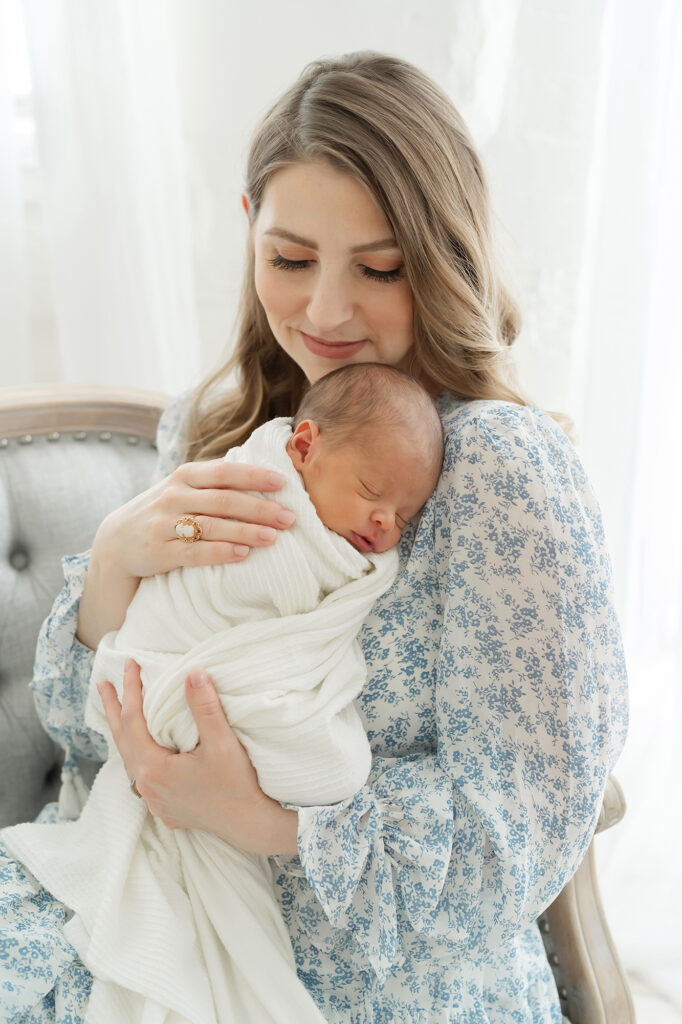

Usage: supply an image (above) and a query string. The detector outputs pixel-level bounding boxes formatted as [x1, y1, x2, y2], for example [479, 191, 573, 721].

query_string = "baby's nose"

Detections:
[371, 508, 396, 532]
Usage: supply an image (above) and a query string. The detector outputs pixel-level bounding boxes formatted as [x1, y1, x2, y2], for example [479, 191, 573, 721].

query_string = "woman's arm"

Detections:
[96, 399, 628, 978]
[31, 393, 295, 756]
[31, 396, 189, 757]
[31, 550, 108, 762]
[75, 459, 296, 652]
[275, 403, 629, 979]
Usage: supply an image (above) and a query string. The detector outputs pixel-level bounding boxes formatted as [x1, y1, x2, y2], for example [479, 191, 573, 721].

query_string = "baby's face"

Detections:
[291, 427, 438, 554]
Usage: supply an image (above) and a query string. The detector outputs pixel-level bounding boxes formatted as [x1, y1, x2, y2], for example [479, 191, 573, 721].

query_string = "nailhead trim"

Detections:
[0, 432, 154, 447]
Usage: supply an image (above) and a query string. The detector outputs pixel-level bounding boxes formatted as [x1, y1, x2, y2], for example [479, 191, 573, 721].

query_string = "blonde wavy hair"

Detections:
[185, 51, 570, 462]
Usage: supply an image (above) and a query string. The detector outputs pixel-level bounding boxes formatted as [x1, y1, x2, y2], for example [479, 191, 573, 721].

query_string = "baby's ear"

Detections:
[287, 420, 319, 469]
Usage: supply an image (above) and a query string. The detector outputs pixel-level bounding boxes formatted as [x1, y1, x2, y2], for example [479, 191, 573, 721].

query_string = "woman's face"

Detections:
[251, 161, 414, 383]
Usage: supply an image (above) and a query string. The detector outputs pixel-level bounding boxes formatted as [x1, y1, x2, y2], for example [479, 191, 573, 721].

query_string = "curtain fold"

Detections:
[19, 0, 199, 392]
[594, 0, 682, 1005]
[0, 0, 30, 385]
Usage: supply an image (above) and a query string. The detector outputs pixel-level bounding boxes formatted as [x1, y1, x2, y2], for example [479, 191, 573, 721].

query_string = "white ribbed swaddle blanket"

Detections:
[4, 419, 399, 1024]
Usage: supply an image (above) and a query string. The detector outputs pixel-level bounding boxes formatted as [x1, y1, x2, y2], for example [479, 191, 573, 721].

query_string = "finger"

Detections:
[173, 514, 283, 551]
[184, 669, 236, 748]
[177, 540, 253, 567]
[176, 460, 287, 494]
[119, 658, 158, 749]
[121, 657, 144, 715]
[177, 489, 296, 533]
[96, 679, 122, 740]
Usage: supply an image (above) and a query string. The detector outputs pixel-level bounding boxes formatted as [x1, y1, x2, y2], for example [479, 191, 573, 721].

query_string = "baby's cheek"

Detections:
[376, 528, 401, 554]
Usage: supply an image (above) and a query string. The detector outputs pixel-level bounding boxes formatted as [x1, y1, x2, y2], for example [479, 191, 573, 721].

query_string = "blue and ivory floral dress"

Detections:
[0, 392, 628, 1024]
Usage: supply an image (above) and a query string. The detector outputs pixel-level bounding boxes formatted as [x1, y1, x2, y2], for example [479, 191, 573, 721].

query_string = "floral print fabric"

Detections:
[0, 391, 628, 1023]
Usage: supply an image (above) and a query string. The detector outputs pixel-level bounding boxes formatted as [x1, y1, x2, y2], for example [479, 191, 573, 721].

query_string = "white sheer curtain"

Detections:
[460, 0, 682, 1005]
[0, 0, 199, 392]
[594, 0, 682, 1005]
[0, 0, 30, 385]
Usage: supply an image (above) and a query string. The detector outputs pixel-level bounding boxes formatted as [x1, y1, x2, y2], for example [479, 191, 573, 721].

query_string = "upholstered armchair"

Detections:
[0, 385, 635, 1024]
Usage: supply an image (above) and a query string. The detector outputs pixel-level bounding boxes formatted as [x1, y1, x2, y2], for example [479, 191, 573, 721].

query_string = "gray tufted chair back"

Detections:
[0, 385, 167, 828]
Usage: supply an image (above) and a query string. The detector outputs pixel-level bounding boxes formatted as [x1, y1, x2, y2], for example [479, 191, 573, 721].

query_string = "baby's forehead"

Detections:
[341, 432, 435, 484]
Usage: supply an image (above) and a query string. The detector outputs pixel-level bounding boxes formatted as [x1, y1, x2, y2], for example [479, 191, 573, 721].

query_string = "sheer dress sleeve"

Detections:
[30, 392, 190, 761]
[282, 401, 629, 981]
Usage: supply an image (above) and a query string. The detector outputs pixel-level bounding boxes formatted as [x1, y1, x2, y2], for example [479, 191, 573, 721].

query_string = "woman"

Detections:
[0, 52, 628, 1023]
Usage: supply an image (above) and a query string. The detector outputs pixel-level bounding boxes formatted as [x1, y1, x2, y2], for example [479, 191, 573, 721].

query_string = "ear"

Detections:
[287, 420, 320, 470]
[241, 193, 251, 219]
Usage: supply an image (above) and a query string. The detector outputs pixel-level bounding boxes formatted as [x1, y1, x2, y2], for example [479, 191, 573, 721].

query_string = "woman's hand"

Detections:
[96, 658, 300, 856]
[96, 460, 297, 579]
[77, 460, 296, 650]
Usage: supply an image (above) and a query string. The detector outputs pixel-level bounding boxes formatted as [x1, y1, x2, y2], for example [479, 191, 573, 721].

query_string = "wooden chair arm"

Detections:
[538, 775, 635, 1023]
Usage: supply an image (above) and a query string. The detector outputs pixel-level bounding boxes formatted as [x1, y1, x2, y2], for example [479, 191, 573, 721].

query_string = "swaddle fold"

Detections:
[4, 419, 398, 1024]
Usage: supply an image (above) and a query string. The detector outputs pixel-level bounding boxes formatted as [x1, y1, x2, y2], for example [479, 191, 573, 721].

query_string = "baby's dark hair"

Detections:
[293, 363, 444, 476]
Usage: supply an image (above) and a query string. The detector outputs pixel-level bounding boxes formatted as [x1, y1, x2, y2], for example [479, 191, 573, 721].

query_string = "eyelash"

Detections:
[266, 254, 404, 283]
[359, 485, 406, 529]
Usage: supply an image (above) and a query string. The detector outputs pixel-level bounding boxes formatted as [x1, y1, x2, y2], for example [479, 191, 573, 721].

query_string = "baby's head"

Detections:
[286, 364, 444, 554]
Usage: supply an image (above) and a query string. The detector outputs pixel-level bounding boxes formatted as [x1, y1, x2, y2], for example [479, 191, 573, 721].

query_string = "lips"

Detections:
[349, 531, 374, 553]
[300, 331, 367, 360]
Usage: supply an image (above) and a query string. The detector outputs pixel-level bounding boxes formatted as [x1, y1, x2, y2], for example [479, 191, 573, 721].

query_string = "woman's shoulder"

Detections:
[436, 393, 578, 474]
[433, 393, 594, 510]
[430, 396, 610, 576]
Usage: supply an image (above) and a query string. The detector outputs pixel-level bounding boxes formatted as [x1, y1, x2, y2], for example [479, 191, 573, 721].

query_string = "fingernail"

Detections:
[267, 472, 284, 487]
[258, 527, 277, 542]
[233, 544, 250, 557]
[276, 510, 296, 526]
[190, 669, 210, 688]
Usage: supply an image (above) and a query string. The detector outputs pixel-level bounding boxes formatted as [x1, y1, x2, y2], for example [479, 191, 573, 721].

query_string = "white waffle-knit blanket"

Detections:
[4, 418, 398, 1024]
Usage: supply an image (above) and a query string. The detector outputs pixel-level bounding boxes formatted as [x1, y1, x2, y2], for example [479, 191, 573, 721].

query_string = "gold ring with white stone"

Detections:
[175, 515, 203, 543]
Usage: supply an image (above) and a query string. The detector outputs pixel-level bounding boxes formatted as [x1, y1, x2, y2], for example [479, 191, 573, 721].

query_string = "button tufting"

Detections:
[19, 434, 33, 445]
[0, 439, 8, 448]
[9, 546, 30, 571]
[47, 432, 61, 442]
[73, 431, 87, 441]
[126, 435, 139, 445]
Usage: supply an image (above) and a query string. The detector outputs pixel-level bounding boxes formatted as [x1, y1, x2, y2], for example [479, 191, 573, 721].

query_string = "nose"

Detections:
[306, 267, 355, 335]
[370, 508, 396, 534]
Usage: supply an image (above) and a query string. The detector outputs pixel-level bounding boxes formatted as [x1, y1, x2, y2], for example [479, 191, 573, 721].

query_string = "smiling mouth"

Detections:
[300, 331, 368, 357]
[302, 332, 366, 345]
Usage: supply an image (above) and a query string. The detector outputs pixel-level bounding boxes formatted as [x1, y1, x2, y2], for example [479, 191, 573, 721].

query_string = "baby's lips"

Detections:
[349, 531, 374, 553]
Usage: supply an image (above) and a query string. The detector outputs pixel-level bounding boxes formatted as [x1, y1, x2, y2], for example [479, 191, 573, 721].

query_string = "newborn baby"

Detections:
[5, 362, 443, 1024]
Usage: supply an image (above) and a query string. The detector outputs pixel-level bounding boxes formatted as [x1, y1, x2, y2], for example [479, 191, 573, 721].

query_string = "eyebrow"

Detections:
[263, 228, 399, 254]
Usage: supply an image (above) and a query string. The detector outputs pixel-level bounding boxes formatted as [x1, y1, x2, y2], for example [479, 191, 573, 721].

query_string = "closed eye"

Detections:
[267, 255, 310, 271]
[267, 254, 404, 283]
[359, 480, 380, 498]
